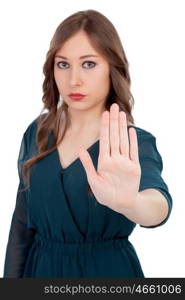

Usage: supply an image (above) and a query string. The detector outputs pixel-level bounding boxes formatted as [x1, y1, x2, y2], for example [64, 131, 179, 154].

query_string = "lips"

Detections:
[69, 93, 86, 96]
[68, 93, 86, 101]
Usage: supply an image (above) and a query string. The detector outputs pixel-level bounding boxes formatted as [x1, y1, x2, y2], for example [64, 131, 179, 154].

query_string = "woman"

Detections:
[3, 9, 173, 278]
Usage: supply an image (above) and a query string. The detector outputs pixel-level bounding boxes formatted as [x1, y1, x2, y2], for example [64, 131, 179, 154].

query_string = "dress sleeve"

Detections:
[138, 132, 173, 228]
[3, 130, 36, 278]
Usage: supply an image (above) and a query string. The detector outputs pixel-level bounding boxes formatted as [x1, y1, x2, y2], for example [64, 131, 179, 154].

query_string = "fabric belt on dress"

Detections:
[33, 232, 129, 256]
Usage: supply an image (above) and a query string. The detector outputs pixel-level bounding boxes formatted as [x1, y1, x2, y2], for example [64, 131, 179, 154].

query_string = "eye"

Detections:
[56, 61, 96, 69]
[56, 61, 68, 69]
[83, 61, 96, 68]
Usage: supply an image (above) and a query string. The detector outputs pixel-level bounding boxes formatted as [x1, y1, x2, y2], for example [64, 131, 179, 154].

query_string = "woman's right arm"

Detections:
[3, 126, 36, 278]
[3, 181, 36, 277]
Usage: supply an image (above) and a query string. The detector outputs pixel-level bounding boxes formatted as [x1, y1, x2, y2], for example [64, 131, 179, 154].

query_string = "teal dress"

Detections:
[3, 116, 173, 278]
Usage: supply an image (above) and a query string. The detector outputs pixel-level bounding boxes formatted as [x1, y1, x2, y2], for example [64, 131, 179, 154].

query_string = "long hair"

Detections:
[21, 9, 135, 195]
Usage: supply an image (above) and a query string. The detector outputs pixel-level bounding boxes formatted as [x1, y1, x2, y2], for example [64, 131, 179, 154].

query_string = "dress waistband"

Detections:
[33, 233, 129, 255]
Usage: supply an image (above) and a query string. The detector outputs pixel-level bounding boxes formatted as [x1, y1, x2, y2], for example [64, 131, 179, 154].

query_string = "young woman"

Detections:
[3, 9, 173, 278]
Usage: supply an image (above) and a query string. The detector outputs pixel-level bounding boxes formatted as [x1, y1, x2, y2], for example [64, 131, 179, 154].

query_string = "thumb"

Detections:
[78, 146, 97, 181]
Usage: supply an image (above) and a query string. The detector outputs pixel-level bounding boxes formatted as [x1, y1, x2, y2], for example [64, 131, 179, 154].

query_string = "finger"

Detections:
[109, 103, 120, 155]
[129, 127, 139, 163]
[99, 110, 110, 159]
[119, 111, 129, 157]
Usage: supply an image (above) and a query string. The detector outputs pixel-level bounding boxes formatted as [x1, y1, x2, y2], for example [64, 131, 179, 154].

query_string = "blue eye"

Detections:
[83, 61, 96, 68]
[56, 61, 67, 69]
[56, 61, 96, 69]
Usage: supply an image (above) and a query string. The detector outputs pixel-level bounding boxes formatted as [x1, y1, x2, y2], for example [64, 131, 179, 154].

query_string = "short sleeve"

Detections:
[137, 131, 173, 228]
[3, 130, 36, 278]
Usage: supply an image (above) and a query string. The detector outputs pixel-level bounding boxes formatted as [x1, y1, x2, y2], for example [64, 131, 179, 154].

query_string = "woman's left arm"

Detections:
[117, 188, 169, 227]
[78, 103, 172, 228]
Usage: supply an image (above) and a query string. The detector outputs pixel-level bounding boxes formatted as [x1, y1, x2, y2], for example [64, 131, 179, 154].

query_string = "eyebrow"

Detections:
[54, 54, 99, 60]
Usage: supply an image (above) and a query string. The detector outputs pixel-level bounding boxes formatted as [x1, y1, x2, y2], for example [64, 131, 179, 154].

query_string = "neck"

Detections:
[67, 103, 106, 132]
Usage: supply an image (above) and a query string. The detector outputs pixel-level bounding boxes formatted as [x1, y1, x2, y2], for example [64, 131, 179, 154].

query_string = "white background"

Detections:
[0, 0, 184, 278]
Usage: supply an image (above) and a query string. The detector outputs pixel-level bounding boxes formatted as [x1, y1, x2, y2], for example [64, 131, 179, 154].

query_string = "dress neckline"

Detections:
[55, 139, 100, 171]
[54, 125, 135, 172]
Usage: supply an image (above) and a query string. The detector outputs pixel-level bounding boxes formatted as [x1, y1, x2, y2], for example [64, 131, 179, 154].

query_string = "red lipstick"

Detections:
[68, 93, 86, 101]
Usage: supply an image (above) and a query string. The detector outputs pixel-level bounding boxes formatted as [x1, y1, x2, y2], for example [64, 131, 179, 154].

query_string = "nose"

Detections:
[69, 66, 82, 86]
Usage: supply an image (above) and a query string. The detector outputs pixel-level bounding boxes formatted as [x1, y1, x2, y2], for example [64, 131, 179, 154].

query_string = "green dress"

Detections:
[3, 115, 173, 278]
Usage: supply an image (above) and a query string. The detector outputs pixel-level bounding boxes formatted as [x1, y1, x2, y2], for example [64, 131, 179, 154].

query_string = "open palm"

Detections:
[78, 103, 141, 213]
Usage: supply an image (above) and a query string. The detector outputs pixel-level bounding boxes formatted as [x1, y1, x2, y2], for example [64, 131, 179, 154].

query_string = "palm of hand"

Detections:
[78, 103, 141, 213]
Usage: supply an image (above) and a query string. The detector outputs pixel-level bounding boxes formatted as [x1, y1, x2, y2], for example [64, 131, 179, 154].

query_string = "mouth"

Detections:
[68, 94, 86, 101]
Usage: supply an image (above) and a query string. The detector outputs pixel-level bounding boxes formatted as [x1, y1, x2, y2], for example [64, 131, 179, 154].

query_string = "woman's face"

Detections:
[54, 30, 110, 111]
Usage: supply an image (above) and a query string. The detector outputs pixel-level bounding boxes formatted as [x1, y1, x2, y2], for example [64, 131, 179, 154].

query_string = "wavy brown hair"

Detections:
[21, 9, 135, 195]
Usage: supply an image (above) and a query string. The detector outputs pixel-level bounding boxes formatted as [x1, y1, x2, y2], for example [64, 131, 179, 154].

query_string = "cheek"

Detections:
[96, 66, 109, 82]
[95, 72, 110, 90]
[54, 68, 59, 83]
[54, 70, 66, 88]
